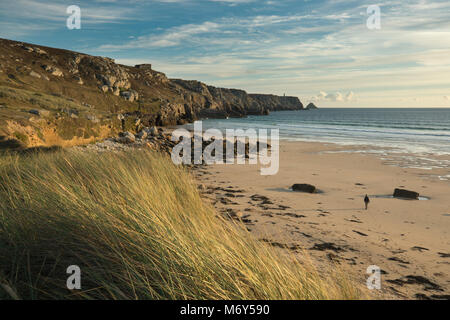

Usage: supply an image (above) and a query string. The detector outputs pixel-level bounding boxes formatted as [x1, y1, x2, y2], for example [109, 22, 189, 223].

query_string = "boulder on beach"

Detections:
[393, 188, 419, 200]
[292, 184, 316, 193]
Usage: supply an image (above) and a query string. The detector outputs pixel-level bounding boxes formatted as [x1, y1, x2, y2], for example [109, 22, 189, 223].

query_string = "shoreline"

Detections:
[193, 140, 450, 299]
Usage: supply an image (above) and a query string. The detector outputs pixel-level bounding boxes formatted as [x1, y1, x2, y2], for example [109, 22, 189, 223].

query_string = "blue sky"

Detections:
[1, 0, 450, 107]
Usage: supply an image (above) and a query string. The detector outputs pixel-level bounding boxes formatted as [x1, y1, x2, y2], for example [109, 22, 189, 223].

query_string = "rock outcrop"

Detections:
[292, 184, 317, 193]
[41, 65, 63, 77]
[393, 189, 419, 200]
[117, 131, 136, 144]
[306, 103, 318, 110]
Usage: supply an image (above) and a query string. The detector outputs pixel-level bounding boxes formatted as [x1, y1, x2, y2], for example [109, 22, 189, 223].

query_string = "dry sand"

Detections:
[194, 141, 450, 300]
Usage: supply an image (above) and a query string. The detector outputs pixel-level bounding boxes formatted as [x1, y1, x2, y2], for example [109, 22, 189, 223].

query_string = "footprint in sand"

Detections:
[388, 256, 410, 264]
[353, 230, 368, 237]
[346, 219, 362, 224]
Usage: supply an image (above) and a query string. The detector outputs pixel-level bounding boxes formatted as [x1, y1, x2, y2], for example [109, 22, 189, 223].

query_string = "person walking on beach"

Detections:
[364, 194, 370, 210]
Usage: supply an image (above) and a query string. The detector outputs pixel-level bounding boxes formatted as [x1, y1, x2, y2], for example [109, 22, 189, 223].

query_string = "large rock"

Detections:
[42, 65, 63, 77]
[21, 44, 47, 55]
[292, 184, 316, 193]
[74, 76, 84, 85]
[306, 103, 318, 110]
[393, 188, 419, 200]
[148, 126, 158, 136]
[136, 129, 148, 140]
[117, 131, 135, 144]
[29, 109, 50, 117]
[34, 47, 47, 55]
[120, 90, 139, 102]
[112, 87, 120, 96]
[94, 63, 131, 92]
[29, 71, 41, 79]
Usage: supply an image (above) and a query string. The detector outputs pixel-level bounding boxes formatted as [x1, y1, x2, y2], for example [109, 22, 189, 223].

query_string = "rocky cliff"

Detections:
[249, 94, 304, 112]
[0, 38, 303, 149]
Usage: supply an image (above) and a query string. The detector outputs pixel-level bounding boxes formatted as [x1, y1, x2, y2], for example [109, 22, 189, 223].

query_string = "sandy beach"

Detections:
[194, 141, 450, 299]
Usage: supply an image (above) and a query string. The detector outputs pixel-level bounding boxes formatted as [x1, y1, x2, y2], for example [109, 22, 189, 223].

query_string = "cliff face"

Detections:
[0, 38, 303, 149]
[171, 79, 303, 120]
[249, 94, 303, 112]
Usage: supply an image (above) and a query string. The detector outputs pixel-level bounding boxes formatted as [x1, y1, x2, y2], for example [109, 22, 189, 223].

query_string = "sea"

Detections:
[188, 108, 450, 179]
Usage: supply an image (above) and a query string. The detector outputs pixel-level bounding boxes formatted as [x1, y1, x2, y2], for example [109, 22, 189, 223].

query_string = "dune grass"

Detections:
[0, 149, 363, 300]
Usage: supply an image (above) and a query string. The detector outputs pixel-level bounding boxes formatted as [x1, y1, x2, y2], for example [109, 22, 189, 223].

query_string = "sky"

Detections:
[1, 0, 450, 108]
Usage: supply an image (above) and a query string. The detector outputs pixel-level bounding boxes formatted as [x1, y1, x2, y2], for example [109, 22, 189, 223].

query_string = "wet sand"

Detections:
[194, 141, 450, 300]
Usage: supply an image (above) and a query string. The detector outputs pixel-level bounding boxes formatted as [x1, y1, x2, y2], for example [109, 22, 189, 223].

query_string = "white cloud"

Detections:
[345, 91, 355, 101]
[311, 91, 355, 102]
[97, 14, 308, 50]
[0, 0, 137, 25]
[99, 21, 221, 49]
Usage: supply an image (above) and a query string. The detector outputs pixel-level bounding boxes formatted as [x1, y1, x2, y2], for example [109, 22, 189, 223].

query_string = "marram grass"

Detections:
[0, 149, 363, 300]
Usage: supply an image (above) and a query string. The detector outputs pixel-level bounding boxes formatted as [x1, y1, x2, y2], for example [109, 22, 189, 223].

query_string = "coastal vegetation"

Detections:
[0, 149, 361, 300]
